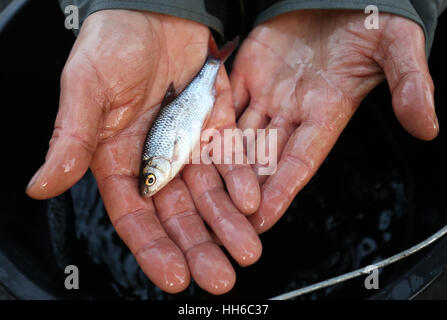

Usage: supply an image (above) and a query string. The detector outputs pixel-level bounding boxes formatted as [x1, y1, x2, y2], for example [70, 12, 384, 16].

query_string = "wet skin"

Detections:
[26, 9, 440, 295]
[25, 10, 261, 295]
[230, 10, 439, 234]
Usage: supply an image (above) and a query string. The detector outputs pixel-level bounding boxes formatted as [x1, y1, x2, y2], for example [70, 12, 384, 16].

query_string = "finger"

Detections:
[183, 164, 262, 266]
[230, 67, 250, 117]
[26, 62, 103, 199]
[236, 102, 270, 160]
[214, 162, 261, 215]
[237, 103, 270, 133]
[250, 100, 354, 234]
[230, 35, 283, 119]
[91, 129, 190, 293]
[95, 172, 190, 293]
[153, 178, 235, 295]
[207, 68, 261, 215]
[213, 125, 261, 215]
[376, 19, 438, 141]
[252, 116, 297, 184]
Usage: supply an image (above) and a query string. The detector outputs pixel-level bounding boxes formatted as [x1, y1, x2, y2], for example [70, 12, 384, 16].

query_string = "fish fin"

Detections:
[161, 82, 176, 107]
[208, 34, 239, 63]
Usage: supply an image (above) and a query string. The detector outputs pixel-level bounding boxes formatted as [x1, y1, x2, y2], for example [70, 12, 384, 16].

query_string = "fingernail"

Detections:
[26, 165, 44, 190]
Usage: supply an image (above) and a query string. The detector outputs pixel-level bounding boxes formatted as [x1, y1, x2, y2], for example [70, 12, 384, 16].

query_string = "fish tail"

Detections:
[208, 34, 239, 63]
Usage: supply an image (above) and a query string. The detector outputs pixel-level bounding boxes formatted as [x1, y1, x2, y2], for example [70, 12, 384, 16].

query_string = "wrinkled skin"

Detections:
[231, 10, 439, 234]
[25, 10, 263, 295]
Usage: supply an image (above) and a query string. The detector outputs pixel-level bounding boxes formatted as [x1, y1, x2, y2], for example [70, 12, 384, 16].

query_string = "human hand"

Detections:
[26, 10, 261, 294]
[231, 10, 439, 233]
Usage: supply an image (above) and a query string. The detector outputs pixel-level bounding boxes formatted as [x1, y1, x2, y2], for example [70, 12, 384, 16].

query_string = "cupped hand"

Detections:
[231, 10, 439, 233]
[26, 10, 262, 294]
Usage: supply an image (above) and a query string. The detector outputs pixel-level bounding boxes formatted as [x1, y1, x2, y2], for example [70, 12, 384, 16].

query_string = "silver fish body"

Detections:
[140, 57, 221, 197]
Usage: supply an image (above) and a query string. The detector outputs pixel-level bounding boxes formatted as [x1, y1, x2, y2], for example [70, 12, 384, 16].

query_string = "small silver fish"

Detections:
[140, 36, 239, 197]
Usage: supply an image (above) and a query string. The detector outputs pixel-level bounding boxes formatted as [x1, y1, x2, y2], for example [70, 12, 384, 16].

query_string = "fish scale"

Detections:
[140, 36, 239, 197]
[142, 57, 220, 163]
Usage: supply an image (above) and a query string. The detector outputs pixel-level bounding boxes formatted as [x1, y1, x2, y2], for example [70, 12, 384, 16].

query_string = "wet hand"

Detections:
[26, 10, 261, 294]
[231, 10, 439, 233]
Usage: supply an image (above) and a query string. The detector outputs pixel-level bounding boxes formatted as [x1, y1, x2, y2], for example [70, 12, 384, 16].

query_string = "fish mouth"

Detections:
[139, 179, 152, 198]
[139, 188, 150, 198]
[141, 188, 160, 198]
[139, 181, 160, 198]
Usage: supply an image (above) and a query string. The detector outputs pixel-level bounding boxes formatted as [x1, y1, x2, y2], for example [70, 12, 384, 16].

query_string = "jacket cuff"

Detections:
[254, 0, 438, 56]
[60, 0, 224, 38]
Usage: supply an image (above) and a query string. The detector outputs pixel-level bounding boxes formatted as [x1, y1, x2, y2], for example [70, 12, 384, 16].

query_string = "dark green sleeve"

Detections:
[58, 0, 225, 38]
[253, 0, 447, 55]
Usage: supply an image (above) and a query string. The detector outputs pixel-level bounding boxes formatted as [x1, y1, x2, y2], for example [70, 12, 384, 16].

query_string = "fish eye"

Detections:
[145, 174, 156, 187]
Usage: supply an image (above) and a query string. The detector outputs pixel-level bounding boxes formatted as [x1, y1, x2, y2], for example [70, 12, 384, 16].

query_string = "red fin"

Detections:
[208, 35, 239, 62]
[161, 82, 176, 107]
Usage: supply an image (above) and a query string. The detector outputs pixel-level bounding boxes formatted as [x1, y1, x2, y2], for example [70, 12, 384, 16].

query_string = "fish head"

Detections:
[140, 157, 172, 197]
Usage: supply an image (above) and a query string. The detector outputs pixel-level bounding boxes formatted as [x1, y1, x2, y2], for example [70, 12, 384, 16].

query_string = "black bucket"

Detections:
[0, 0, 446, 300]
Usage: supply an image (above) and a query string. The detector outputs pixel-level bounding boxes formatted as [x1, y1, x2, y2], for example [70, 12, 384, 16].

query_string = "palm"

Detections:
[27, 10, 262, 294]
[231, 10, 439, 233]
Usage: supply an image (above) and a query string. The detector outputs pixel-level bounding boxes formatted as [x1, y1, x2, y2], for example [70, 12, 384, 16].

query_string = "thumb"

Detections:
[26, 63, 103, 199]
[376, 18, 439, 141]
